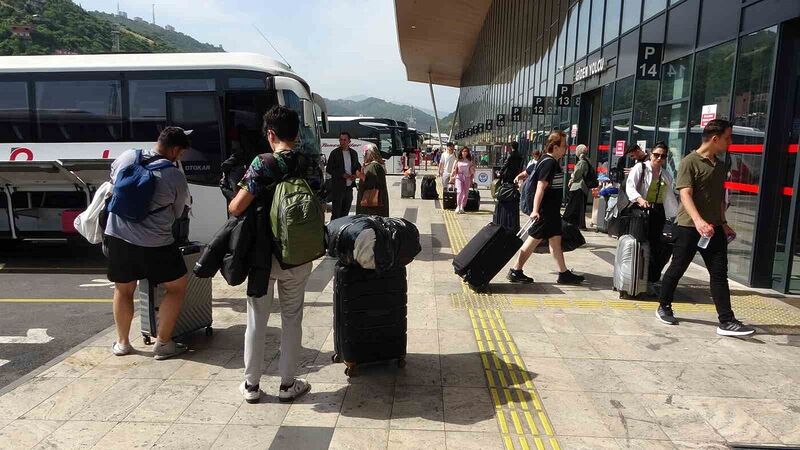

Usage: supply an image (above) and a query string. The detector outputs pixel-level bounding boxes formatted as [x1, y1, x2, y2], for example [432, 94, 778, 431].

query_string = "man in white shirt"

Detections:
[439, 142, 457, 187]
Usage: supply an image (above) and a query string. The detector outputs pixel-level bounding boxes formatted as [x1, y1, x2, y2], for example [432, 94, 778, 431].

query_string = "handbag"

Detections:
[661, 219, 678, 244]
[360, 188, 381, 208]
[495, 182, 520, 202]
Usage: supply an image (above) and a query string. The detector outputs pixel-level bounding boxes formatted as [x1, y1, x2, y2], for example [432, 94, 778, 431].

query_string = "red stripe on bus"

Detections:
[790, 144, 799, 154]
[598, 144, 610, 150]
[724, 181, 759, 193]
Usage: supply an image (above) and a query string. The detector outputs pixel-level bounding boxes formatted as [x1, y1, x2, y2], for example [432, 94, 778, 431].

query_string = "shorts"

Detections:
[528, 214, 562, 240]
[105, 235, 187, 284]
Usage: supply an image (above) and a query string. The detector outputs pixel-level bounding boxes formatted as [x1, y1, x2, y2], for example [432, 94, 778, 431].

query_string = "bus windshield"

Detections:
[283, 90, 320, 158]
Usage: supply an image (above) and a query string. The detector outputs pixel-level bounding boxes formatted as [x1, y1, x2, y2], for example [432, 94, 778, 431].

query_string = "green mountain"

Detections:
[91, 11, 223, 53]
[324, 96, 454, 136]
[0, 0, 219, 55]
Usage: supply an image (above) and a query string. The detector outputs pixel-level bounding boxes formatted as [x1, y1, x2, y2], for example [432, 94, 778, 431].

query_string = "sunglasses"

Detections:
[652, 153, 668, 160]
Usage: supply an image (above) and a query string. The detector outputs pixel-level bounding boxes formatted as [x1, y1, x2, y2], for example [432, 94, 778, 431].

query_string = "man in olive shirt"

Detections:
[656, 119, 754, 336]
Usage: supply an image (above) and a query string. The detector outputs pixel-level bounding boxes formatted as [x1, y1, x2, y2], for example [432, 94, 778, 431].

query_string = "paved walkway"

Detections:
[1, 172, 799, 450]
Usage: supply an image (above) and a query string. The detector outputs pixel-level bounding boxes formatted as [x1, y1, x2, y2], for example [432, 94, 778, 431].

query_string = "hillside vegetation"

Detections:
[324, 96, 454, 135]
[91, 11, 222, 53]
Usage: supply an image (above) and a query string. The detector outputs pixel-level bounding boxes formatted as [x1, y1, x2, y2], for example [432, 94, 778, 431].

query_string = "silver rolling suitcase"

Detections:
[139, 243, 213, 344]
[401, 176, 416, 198]
[612, 234, 649, 299]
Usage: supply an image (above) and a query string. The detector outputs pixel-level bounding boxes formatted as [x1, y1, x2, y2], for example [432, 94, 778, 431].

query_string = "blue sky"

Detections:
[74, 0, 459, 114]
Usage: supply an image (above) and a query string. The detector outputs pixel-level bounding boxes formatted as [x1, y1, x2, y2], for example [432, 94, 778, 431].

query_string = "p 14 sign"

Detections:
[636, 43, 663, 80]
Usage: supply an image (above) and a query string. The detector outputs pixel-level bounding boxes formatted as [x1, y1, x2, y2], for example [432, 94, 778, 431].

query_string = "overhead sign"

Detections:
[532, 97, 547, 115]
[478, 123, 484, 133]
[574, 57, 606, 82]
[636, 43, 663, 80]
[615, 140, 626, 157]
[511, 107, 522, 122]
[700, 104, 717, 127]
[496, 114, 506, 127]
[556, 84, 572, 107]
[486, 119, 493, 131]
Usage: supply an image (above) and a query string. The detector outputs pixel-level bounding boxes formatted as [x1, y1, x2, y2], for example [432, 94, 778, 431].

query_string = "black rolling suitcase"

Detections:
[464, 188, 481, 211]
[420, 175, 438, 199]
[453, 220, 531, 291]
[401, 175, 416, 198]
[443, 186, 457, 210]
[139, 243, 213, 344]
[332, 263, 407, 376]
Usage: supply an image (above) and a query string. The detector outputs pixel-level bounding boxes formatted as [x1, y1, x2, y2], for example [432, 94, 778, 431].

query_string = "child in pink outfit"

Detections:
[449, 146, 475, 214]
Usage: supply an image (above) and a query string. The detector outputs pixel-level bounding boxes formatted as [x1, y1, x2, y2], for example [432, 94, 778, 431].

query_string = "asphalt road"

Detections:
[0, 240, 114, 390]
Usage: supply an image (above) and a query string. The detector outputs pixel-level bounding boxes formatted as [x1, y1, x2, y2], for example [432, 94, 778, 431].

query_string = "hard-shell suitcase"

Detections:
[420, 175, 438, 199]
[443, 186, 457, 210]
[401, 176, 416, 198]
[464, 188, 481, 211]
[332, 263, 407, 376]
[453, 221, 531, 291]
[139, 244, 213, 344]
[595, 196, 609, 233]
[612, 234, 650, 299]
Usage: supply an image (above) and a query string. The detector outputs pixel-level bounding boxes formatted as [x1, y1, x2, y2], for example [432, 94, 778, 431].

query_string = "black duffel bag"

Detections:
[377, 217, 422, 268]
[326, 215, 393, 272]
[534, 220, 586, 253]
[495, 182, 520, 203]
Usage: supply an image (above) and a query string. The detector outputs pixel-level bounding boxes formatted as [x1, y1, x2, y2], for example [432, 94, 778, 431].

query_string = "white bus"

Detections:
[320, 116, 408, 174]
[0, 52, 328, 243]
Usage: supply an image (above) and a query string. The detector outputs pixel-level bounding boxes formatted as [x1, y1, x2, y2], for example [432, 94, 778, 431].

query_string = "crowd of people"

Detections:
[100, 112, 754, 410]
[452, 119, 755, 337]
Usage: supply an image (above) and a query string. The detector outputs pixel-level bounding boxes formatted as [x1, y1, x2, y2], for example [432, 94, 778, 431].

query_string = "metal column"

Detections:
[428, 72, 445, 149]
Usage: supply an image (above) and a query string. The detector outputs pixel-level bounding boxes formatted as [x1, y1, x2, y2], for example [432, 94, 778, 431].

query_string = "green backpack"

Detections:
[270, 171, 326, 268]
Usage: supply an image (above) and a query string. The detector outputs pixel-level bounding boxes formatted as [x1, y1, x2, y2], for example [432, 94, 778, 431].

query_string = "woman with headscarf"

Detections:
[493, 141, 525, 233]
[563, 144, 591, 230]
[355, 143, 389, 217]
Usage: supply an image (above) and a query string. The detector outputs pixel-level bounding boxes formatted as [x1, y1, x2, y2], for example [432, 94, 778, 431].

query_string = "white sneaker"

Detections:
[111, 341, 132, 356]
[278, 378, 311, 403]
[240, 381, 261, 404]
[153, 340, 188, 360]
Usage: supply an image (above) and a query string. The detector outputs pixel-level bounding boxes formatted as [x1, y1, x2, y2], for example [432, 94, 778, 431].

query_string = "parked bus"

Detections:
[0, 52, 328, 243]
[320, 116, 407, 174]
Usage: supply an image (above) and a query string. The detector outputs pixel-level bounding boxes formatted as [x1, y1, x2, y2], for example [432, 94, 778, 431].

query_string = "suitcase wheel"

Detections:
[344, 362, 357, 378]
[205, 326, 213, 337]
[619, 291, 630, 299]
[143, 335, 152, 345]
[331, 353, 343, 363]
[397, 357, 406, 368]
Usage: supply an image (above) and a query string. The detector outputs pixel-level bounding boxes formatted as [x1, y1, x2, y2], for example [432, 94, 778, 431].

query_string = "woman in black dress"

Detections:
[492, 142, 525, 233]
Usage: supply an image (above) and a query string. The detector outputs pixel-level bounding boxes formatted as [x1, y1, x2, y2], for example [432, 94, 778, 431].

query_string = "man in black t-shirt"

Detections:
[508, 131, 585, 285]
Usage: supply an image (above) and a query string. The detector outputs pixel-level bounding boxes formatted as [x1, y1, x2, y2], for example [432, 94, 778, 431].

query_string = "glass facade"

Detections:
[452, 0, 800, 288]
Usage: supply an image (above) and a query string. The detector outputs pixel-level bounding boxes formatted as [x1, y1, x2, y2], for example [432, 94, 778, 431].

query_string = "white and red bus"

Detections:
[0, 52, 328, 243]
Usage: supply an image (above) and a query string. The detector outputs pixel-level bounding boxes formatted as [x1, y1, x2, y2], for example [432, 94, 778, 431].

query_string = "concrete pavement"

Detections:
[0, 172, 799, 449]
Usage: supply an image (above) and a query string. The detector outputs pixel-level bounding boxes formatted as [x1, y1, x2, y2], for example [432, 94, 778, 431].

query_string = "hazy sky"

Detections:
[74, 0, 460, 114]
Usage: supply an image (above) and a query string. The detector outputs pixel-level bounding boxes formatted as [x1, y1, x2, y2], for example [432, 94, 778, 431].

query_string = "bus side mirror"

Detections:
[302, 100, 314, 129]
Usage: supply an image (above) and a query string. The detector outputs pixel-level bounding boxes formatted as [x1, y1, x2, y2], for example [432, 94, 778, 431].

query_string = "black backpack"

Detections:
[584, 162, 599, 189]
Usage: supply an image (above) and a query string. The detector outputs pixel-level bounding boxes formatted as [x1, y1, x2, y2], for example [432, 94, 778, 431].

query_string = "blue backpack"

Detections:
[108, 150, 175, 222]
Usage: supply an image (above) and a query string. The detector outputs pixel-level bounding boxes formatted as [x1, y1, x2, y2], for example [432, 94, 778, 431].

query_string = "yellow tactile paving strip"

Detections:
[442, 208, 560, 449]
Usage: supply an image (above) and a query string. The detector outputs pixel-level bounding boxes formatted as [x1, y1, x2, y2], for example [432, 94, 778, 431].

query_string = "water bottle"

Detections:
[698, 234, 711, 249]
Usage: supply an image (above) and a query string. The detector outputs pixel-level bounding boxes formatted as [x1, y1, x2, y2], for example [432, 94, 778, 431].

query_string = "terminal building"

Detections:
[395, 0, 800, 292]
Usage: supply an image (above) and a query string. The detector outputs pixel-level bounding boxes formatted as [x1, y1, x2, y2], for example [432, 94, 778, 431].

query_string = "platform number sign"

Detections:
[496, 114, 506, 127]
[511, 107, 522, 122]
[486, 119, 493, 131]
[556, 85, 572, 107]
[636, 43, 663, 80]
[532, 97, 547, 115]
[478, 123, 484, 133]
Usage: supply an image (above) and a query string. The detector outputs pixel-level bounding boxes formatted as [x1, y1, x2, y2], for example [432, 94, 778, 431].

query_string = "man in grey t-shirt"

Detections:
[105, 127, 192, 360]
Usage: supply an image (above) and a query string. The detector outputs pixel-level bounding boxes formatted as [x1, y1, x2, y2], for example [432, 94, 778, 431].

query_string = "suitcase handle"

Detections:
[516, 219, 534, 239]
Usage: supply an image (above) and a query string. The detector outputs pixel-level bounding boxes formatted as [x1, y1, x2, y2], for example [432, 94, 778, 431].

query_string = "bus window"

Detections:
[129, 79, 214, 141]
[228, 77, 267, 90]
[166, 92, 223, 186]
[224, 90, 277, 164]
[282, 90, 321, 158]
[0, 82, 31, 142]
[35, 80, 122, 142]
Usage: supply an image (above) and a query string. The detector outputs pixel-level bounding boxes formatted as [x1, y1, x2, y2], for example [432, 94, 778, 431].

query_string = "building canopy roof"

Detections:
[394, 0, 492, 87]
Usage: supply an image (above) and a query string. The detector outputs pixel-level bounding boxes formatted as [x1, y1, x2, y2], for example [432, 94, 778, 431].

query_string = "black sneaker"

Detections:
[717, 320, 755, 337]
[507, 269, 534, 284]
[656, 305, 678, 325]
[557, 270, 584, 285]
